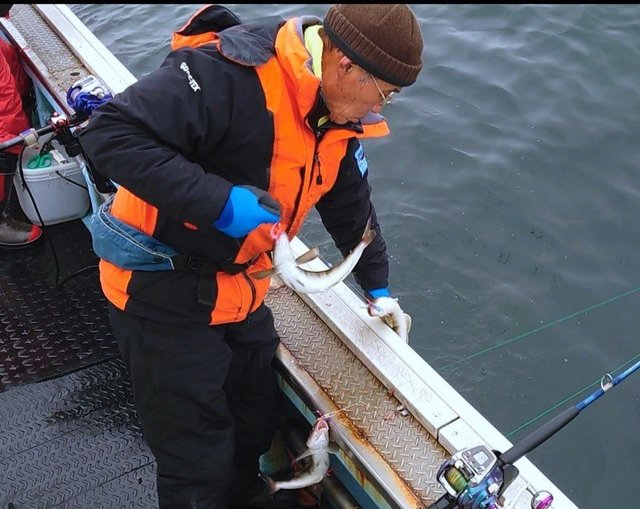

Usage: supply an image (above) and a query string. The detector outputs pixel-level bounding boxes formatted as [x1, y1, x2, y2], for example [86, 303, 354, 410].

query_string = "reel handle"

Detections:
[527, 487, 554, 509]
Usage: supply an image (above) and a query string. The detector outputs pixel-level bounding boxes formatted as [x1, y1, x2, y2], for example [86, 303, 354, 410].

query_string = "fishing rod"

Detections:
[0, 74, 110, 153]
[428, 358, 640, 509]
[0, 123, 56, 152]
[0, 112, 87, 152]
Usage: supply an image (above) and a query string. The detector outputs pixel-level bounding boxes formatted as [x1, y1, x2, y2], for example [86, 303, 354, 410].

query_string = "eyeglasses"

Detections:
[370, 74, 396, 107]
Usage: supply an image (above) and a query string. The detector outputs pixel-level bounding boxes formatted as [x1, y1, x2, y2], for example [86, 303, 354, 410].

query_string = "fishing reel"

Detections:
[429, 444, 553, 509]
[428, 362, 640, 509]
[66, 74, 113, 120]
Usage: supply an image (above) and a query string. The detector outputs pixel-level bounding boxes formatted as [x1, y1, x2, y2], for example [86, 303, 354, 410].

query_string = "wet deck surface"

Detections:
[0, 358, 157, 508]
[0, 219, 118, 390]
[0, 221, 156, 508]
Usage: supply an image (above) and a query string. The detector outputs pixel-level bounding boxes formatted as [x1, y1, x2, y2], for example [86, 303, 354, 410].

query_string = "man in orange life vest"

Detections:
[0, 4, 42, 247]
[80, 4, 423, 509]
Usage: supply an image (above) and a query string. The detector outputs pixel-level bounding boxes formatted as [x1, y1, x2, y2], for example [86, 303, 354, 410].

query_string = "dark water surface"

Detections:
[69, 5, 640, 508]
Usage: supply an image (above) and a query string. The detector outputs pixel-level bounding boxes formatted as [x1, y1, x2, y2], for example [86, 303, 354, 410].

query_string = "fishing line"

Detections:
[505, 352, 640, 438]
[17, 140, 96, 289]
[439, 286, 640, 370]
[17, 145, 61, 285]
[54, 170, 88, 191]
[316, 402, 356, 420]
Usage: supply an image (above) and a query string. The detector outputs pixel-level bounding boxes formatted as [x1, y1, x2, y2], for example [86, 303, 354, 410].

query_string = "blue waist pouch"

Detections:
[88, 196, 179, 271]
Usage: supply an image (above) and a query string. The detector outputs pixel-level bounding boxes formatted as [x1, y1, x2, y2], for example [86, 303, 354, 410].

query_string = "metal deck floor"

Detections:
[0, 358, 157, 509]
[0, 5, 449, 508]
[0, 220, 118, 390]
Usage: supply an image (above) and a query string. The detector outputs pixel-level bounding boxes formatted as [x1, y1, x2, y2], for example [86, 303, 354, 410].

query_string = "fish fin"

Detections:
[404, 313, 412, 338]
[363, 229, 376, 246]
[292, 448, 314, 465]
[327, 442, 340, 455]
[295, 247, 320, 265]
[250, 268, 277, 280]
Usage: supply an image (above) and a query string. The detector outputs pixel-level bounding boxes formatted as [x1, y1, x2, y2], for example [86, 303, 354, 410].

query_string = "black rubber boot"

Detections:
[0, 209, 42, 247]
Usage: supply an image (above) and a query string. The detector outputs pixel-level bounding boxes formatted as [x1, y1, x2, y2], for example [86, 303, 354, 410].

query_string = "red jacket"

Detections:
[0, 39, 30, 156]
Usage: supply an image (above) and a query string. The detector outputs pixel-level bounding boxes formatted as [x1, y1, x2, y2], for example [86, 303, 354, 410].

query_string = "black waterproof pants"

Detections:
[109, 303, 282, 509]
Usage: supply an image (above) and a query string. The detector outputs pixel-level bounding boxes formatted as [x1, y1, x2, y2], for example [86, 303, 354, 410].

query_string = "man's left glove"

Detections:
[366, 288, 412, 343]
[213, 185, 280, 238]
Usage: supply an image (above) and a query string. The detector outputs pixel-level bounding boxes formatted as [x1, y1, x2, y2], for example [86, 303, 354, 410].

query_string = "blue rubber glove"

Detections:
[367, 287, 391, 299]
[213, 185, 281, 238]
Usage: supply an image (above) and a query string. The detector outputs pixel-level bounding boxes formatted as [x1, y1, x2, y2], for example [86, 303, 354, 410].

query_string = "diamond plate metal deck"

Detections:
[267, 285, 448, 505]
[9, 4, 87, 103]
[0, 358, 158, 509]
[0, 220, 119, 391]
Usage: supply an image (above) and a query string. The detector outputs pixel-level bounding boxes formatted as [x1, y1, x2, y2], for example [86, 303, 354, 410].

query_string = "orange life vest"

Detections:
[101, 6, 389, 325]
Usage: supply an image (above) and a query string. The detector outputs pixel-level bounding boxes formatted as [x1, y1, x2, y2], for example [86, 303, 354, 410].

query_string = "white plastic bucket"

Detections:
[13, 140, 91, 226]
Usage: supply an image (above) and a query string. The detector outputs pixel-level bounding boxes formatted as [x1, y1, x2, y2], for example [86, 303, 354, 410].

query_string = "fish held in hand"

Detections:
[252, 217, 376, 294]
[264, 417, 338, 494]
[368, 296, 412, 342]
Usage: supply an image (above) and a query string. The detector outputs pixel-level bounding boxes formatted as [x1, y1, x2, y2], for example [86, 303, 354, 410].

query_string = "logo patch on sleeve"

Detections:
[354, 143, 368, 176]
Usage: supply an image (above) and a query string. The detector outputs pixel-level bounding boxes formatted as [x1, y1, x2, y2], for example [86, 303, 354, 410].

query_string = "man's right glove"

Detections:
[213, 185, 281, 238]
[366, 288, 412, 343]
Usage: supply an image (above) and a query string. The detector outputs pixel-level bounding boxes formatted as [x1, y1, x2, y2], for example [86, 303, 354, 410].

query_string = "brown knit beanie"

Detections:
[324, 4, 424, 87]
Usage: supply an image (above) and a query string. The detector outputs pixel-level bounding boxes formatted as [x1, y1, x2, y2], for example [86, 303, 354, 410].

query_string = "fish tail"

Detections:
[263, 475, 279, 495]
[362, 215, 376, 246]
